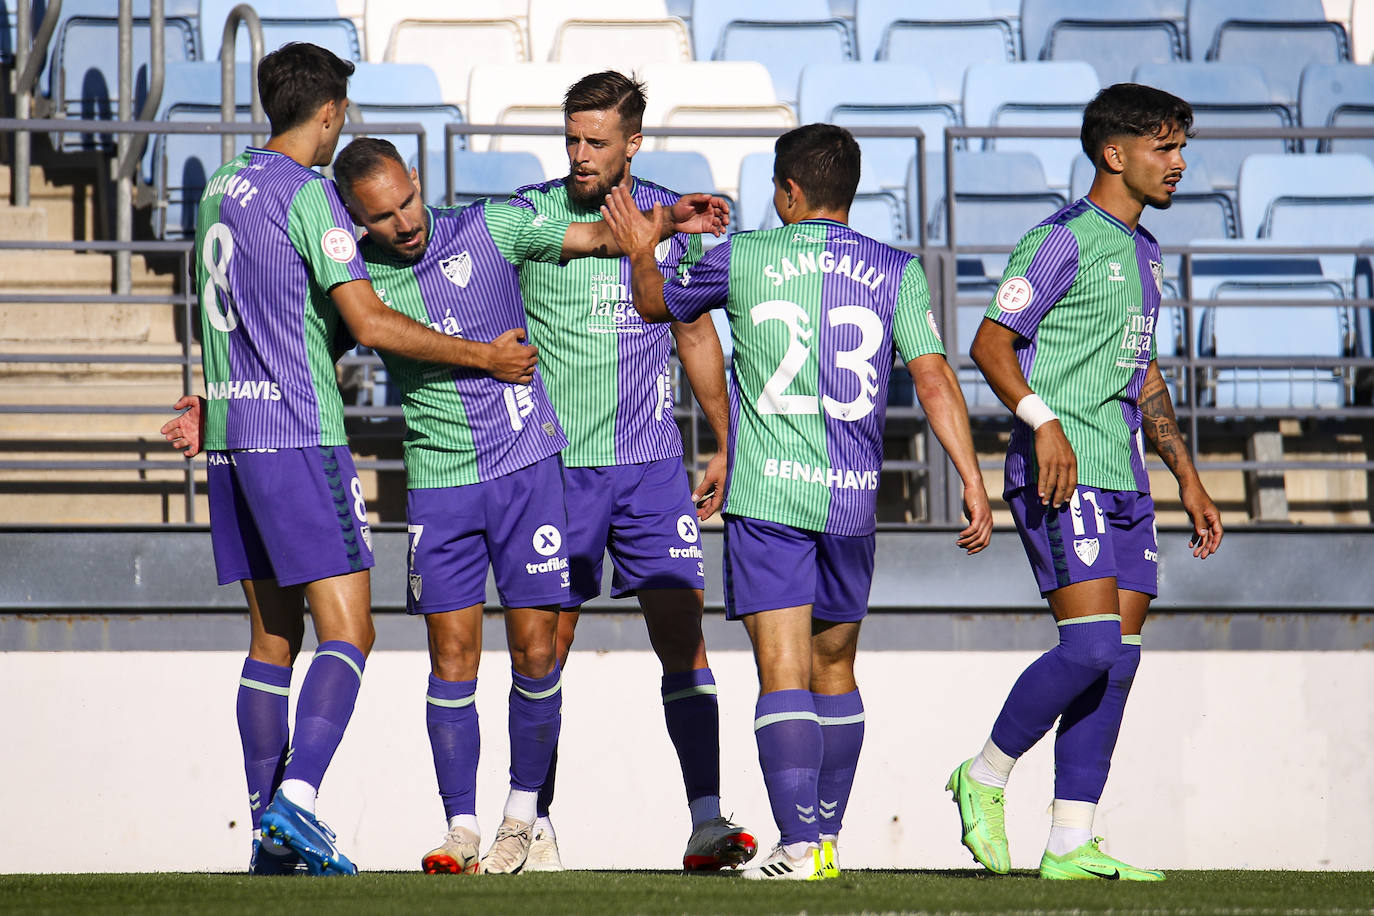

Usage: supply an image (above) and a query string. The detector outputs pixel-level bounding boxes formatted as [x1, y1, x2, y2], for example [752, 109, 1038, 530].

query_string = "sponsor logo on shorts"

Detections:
[208, 452, 233, 466]
[1143, 547, 1159, 562]
[1074, 537, 1100, 566]
[669, 544, 704, 559]
[321, 227, 357, 263]
[440, 251, 473, 288]
[995, 276, 1033, 313]
[677, 515, 699, 543]
[532, 524, 562, 557]
[527, 556, 569, 575]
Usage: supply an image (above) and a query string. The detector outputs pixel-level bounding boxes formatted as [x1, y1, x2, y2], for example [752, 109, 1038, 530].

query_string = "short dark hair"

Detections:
[258, 42, 355, 136]
[563, 70, 647, 135]
[332, 137, 406, 199]
[1081, 83, 1194, 167]
[773, 123, 861, 212]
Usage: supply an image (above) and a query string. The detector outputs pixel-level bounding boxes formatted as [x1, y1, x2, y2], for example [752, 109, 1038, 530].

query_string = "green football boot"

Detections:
[815, 837, 840, 879]
[946, 759, 1010, 874]
[1039, 837, 1165, 881]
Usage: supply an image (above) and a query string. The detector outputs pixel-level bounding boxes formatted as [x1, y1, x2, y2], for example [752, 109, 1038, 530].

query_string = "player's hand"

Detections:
[1034, 421, 1077, 508]
[486, 328, 538, 385]
[669, 192, 731, 237]
[693, 451, 727, 521]
[161, 395, 205, 458]
[1180, 479, 1223, 559]
[956, 482, 993, 555]
[601, 184, 661, 258]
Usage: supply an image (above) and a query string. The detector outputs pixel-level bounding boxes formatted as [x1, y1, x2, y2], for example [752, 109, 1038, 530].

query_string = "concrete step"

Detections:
[0, 163, 100, 240]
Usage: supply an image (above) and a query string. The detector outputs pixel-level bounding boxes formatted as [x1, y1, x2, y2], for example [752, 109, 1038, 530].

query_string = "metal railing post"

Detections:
[114, 0, 134, 293]
[221, 4, 264, 164]
[13, 0, 66, 208]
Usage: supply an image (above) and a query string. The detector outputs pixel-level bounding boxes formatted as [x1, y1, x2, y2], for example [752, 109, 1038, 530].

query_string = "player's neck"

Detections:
[264, 130, 324, 169]
[782, 207, 848, 226]
[1085, 179, 1144, 231]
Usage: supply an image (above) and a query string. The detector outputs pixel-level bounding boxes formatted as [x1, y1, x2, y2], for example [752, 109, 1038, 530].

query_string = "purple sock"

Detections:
[536, 748, 557, 818]
[426, 674, 479, 821]
[509, 664, 563, 794]
[754, 689, 822, 846]
[237, 657, 292, 830]
[1054, 638, 1142, 802]
[661, 668, 721, 803]
[282, 640, 366, 790]
[989, 616, 1122, 759]
[814, 689, 864, 837]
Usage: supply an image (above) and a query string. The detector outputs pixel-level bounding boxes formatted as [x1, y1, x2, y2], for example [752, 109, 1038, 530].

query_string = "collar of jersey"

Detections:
[1082, 197, 1136, 239]
[798, 218, 846, 228]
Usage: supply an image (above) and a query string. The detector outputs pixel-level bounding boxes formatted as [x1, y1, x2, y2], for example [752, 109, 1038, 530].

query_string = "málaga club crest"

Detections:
[441, 251, 473, 288]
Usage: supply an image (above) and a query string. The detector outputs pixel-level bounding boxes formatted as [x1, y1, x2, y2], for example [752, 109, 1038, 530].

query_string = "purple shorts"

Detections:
[1007, 485, 1159, 597]
[722, 514, 875, 622]
[562, 456, 705, 604]
[207, 446, 375, 587]
[405, 455, 568, 613]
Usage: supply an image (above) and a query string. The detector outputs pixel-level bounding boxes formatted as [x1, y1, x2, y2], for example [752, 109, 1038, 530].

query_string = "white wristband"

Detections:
[1015, 393, 1058, 430]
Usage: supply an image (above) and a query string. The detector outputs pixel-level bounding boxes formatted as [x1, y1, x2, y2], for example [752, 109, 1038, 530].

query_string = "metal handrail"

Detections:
[219, 3, 265, 162]
[11, 0, 64, 208]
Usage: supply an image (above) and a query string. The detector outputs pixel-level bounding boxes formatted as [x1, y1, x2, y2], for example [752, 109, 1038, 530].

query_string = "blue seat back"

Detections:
[717, 19, 854, 107]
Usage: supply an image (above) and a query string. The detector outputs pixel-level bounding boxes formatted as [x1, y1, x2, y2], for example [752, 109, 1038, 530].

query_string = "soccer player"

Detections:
[507, 71, 754, 871]
[599, 123, 993, 880]
[329, 137, 728, 875]
[179, 43, 539, 876]
[947, 83, 1224, 881]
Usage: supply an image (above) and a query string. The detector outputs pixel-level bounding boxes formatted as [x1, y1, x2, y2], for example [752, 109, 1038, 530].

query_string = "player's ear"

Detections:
[1101, 141, 1126, 175]
[410, 166, 421, 198]
[625, 131, 643, 159]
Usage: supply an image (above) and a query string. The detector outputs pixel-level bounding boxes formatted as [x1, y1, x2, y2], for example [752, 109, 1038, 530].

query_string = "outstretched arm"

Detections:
[561, 192, 729, 261]
[671, 315, 730, 520]
[908, 354, 992, 554]
[599, 184, 674, 322]
[970, 317, 1076, 508]
[1138, 361, 1223, 558]
[331, 279, 537, 385]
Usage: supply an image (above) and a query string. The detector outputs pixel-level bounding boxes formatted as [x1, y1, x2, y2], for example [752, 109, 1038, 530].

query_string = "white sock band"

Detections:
[1015, 392, 1058, 430]
[969, 738, 1016, 788]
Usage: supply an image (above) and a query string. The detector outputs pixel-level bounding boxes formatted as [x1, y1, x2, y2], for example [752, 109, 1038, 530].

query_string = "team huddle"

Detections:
[162, 43, 1222, 881]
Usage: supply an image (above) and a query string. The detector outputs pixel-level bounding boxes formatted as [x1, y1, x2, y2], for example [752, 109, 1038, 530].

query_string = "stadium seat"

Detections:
[1133, 62, 1293, 191]
[363, 0, 528, 63]
[961, 60, 1100, 192]
[381, 19, 527, 114]
[690, 0, 851, 108]
[640, 61, 795, 198]
[348, 62, 462, 174]
[465, 62, 586, 175]
[1189, 0, 1350, 108]
[1020, 0, 1185, 87]
[690, 0, 835, 59]
[527, 0, 670, 61]
[551, 18, 692, 72]
[200, 0, 361, 63]
[798, 63, 955, 193]
[416, 149, 546, 207]
[736, 151, 779, 232]
[632, 150, 719, 197]
[848, 188, 908, 243]
[855, 0, 1015, 63]
[149, 61, 257, 240]
[1299, 62, 1374, 157]
[48, 3, 198, 153]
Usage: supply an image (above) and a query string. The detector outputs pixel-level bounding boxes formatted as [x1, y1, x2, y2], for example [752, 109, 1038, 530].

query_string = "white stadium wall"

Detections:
[2, 647, 1370, 873]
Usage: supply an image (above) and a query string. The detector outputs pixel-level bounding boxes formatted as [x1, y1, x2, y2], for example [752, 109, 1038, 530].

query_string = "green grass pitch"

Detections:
[4, 870, 1372, 915]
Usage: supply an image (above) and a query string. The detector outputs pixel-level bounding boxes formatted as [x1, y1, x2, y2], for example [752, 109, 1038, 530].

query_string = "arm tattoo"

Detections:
[1139, 371, 1189, 477]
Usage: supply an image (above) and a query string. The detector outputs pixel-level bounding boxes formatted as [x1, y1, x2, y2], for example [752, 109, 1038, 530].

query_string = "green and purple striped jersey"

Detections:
[665, 219, 943, 536]
[509, 177, 701, 467]
[986, 198, 1163, 495]
[362, 202, 570, 489]
[196, 148, 370, 450]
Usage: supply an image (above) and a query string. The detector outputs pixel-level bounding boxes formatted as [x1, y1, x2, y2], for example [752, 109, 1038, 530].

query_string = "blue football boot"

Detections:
[249, 836, 305, 876]
[260, 791, 358, 876]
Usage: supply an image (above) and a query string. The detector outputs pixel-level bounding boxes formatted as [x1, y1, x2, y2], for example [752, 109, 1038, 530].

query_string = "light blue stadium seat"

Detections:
[49, 8, 198, 153]
[148, 61, 257, 240]
[799, 63, 955, 193]
[1133, 62, 1293, 190]
[1299, 63, 1374, 158]
[416, 149, 545, 208]
[690, 0, 836, 59]
[717, 20, 854, 109]
[855, 0, 1015, 64]
[848, 189, 907, 243]
[736, 151, 778, 232]
[200, 0, 360, 63]
[633, 150, 722, 199]
[348, 62, 462, 176]
[1021, 0, 1185, 87]
[962, 60, 1099, 192]
[1189, 0, 1349, 108]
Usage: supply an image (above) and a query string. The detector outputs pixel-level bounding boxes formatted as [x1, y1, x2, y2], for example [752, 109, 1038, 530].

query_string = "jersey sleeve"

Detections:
[482, 200, 571, 267]
[285, 178, 370, 291]
[984, 223, 1079, 338]
[663, 237, 731, 323]
[675, 231, 704, 281]
[892, 257, 945, 363]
